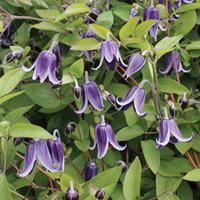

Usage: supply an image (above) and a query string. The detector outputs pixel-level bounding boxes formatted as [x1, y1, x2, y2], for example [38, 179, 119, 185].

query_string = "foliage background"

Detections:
[0, 0, 200, 199]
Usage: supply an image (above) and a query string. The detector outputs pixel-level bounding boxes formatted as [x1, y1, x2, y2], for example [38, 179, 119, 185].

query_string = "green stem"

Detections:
[2, 134, 8, 174]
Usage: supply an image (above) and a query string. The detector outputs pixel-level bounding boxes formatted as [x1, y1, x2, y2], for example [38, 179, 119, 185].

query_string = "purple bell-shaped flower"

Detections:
[90, 115, 126, 159]
[22, 42, 61, 85]
[75, 71, 104, 114]
[65, 181, 79, 200]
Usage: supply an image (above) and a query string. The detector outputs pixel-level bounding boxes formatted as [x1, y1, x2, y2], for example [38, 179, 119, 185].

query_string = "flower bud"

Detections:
[82, 161, 98, 181]
[65, 181, 79, 200]
[180, 93, 188, 110]
[14, 137, 23, 146]
[107, 93, 116, 106]
[65, 122, 76, 135]
[167, 100, 176, 118]
[116, 160, 128, 172]
[95, 188, 105, 200]
[74, 86, 82, 100]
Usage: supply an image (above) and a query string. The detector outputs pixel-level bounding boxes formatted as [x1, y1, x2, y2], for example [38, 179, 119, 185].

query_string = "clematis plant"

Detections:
[90, 115, 126, 159]
[18, 130, 64, 177]
[22, 42, 61, 85]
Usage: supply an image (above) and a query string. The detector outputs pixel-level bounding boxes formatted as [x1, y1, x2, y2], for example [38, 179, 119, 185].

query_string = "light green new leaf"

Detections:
[119, 17, 140, 41]
[0, 174, 12, 200]
[174, 11, 196, 36]
[116, 125, 144, 141]
[89, 23, 112, 39]
[31, 21, 64, 32]
[134, 20, 157, 38]
[183, 169, 200, 181]
[56, 3, 90, 22]
[9, 123, 55, 139]
[158, 78, 189, 94]
[70, 59, 84, 78]
[0, 68, 25, 97]
[176, 3, 200, 13]
[141, 140, 160, 174]
[97, 11, 114, 28]
[123, 157, 141, 200]
[70, 38, 101, 51]
[35, 9, 60, 20]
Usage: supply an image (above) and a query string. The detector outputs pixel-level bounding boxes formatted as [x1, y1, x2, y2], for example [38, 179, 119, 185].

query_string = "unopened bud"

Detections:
[95, 188, 105, 200]
[65, 181, 79, 200]
[82, 161, 98, 181]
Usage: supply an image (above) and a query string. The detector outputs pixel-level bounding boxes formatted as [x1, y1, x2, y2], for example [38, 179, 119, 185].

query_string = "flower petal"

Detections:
[116, 86, 138, 106]
[85, 81, 104, 111]
[133, 87, 147, 116]
[36, 140, 59, 172]
[96, 125, 109, 159]
[156, 119, 170, 147]
[104, 41, 115, 63]
[18, 141, 37, 177]
[169, 119, 193, 142]
[106, 123, 126, 151]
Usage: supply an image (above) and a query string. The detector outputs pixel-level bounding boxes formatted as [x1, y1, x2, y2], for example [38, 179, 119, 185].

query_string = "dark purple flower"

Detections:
[116, 83, 147, 117]
[180, 93, 188, 110]
[65, 122, 77, 135]
[116, 160, 128, 172]
[90, 115, 126, 159]
[123, 53, 146, 79]
[144, 6, 161, 41]
[22, 42, 61, 85]
[167, 100, 176, 118]
[130, 7, 139, 18]
[160, 52, 191, 75]
[14, 137, 23, 146]
[93, 40, 126, 70]
[85, 8, 101, 24]
[82, 160, 98, 181]
[5, 51, 22, 63]
[65, 181, 79, 200]
[75, 71, 104, 114]
[95, 188, 106, 200]
[156, 109, 193, 147]
[82, 30, 96, 62]
[0, 22, 12, 47]
[18, 130, 64, 177]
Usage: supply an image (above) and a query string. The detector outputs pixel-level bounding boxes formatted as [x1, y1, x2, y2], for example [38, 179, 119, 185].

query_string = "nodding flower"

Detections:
[22, 42, 61, 85]
[144, 0, 166, 41]
[5, 51, 22, 63]
[167, 100, 176, 118]
[0, 22, 12, 47]
[75, 71, 104, 114]
[65, 181, 79, 200]
[93, 34, 126, 71]
[123, 53, 146, 79]
[116, 80, 147, 117]
[90, 115, 126, 159]
[82, 30, 96, 62]
[82, 160, 98, 181]
[156, 107, 193, 148]
[180, 93, 188, 110]
[160, 52, 191, 75]
[18, 129, 64, 177]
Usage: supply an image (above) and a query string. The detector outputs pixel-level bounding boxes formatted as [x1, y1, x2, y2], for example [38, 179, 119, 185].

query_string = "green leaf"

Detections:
[123, 157, 141, 200]
[70, 59, 84, 78]
[183, 169, 200, 181]
[186, 41, 200, 50]
[119, 17, 140, 41]
[74, 140, 89, 152]
[155, 35, 183, 59]
[156, 175, 182, 200]
[158, 78, 189, 94]
[177, 181, 193, 200]
[116, 125, 144, 141]
[56, 3, 90, 22]
[113, 5, 132, 21]
[89, 23, 112, 39]
[31, 21, 64, 32]
[0, 174, 12, 200]
[174, 11, 196, 36]
[141, 140, 160, 174]
[123, 107, 138, 126]
[176, 3, 200, 13]
[82, 167, 122, 199]
[35, 9, 60, 20]
[134, 20, 157, 38]
[0, 91, 23, 104]
[97, 11, 114, 28]
[0, 68, 25, 97]
[70, 38, 101, 51]
[22, 83, 60, 108]
[17, 23, 30, 47]
[9, 123, 55, 139]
